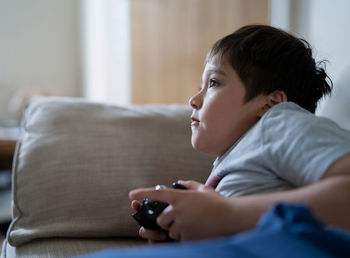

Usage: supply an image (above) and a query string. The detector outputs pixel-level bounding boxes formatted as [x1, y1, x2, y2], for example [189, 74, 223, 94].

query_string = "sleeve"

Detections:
[261, 103, 350, 187]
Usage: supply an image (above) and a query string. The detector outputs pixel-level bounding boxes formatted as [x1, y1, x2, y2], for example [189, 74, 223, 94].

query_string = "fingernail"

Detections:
[139, 227, 146, 237]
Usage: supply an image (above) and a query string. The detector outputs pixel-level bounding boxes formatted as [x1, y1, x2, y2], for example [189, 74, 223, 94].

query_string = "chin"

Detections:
[191, 138, 218, 156]
[191, 138, 204, 152]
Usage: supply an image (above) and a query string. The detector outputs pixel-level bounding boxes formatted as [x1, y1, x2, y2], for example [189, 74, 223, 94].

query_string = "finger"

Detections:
[157, 205, 175, 231]
[129, 187, 156, 201]
[198, 183, 215, 192]
[177, 180, 202, 190]
[129, 188, 179, 204]
[131, 200, 142, 211]
[177, 180, 214, 192]
[139, 227, 167, 241]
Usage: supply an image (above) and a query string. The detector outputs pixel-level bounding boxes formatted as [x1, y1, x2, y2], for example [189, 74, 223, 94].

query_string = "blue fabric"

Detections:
[78, 204, 350, 258]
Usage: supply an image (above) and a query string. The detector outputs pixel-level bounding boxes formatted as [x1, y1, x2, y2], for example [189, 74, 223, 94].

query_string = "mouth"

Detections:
[191, 116, 200, 126]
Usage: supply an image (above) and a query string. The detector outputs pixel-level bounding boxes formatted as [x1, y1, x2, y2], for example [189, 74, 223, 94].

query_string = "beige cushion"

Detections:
[7, 97, 214, 247]
[2, 237, 147, 258]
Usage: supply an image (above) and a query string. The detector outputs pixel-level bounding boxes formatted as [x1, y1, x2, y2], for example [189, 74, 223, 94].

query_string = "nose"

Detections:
[189, 91, 203, 110]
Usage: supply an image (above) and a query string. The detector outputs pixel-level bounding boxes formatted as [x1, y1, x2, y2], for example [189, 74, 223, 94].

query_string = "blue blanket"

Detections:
[79, 203, 350, 258]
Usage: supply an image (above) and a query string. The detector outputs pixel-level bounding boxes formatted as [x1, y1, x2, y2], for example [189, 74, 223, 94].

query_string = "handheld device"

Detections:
[132, 182, 186, 230]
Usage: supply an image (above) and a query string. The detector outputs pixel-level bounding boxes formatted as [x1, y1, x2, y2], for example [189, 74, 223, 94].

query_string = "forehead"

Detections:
[203, 53, 232, 75]
[205, 51, 224, 66]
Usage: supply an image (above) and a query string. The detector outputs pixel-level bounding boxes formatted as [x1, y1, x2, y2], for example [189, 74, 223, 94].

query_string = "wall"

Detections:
[0, 0, 81, 121]
[300, 0, 350, 119]
[289, 0, 350, 83]
[130, 0, 269, 104]
[1, 0, 269, 117]
[271, 0, 350, 119]
[81, 0, 131, 105]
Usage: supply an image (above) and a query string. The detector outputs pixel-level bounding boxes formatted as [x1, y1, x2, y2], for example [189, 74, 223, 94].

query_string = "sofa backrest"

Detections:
[7, 97, 215, 246]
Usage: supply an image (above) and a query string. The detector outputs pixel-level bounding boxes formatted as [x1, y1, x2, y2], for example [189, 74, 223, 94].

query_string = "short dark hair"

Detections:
[207, 25, 332, 113]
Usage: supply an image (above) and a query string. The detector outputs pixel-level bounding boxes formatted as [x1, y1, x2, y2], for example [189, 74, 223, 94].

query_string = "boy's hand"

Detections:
[130, 200, 168, 244]
[129, 180, 233, 242]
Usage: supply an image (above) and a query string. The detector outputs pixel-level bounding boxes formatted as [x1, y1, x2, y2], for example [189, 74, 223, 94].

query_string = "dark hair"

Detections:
[207, 25, 332, 113]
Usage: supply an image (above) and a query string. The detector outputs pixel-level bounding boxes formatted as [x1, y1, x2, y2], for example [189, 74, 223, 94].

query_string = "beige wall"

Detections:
[131, 0, 269, 104]
[0, 0, 270, 121]
[0, 0, 81, 121]
[270, 0, 350, 118]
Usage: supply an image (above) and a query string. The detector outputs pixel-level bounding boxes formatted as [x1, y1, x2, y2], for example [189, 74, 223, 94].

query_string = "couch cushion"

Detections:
[7, 97, 214, 246]
[2, 237, 147, 258]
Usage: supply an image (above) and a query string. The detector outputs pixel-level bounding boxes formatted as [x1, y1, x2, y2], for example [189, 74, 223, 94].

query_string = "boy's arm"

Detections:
[129, 152, 350, 242]
[227, 151, 350, 234]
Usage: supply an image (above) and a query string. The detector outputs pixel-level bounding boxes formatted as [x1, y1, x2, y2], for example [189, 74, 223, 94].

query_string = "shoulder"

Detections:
[261, 102, 312, 128]
[259, 102, 349, 141]
[258, 102, 350, 186]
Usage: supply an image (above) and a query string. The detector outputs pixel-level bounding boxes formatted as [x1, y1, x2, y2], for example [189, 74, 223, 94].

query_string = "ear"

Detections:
[257, 90, 288, 117]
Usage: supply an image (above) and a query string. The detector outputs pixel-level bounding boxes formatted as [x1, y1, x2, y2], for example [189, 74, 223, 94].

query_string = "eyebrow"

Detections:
[200, 68, 226, 85]
[207, 68, 226, 76]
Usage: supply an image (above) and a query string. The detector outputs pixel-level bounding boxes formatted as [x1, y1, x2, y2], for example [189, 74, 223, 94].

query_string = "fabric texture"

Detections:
[213, 102, 350, 197]
[1, 237, 147, 258]
[7, 97, 214, 247]
[78, 203, 350, 258]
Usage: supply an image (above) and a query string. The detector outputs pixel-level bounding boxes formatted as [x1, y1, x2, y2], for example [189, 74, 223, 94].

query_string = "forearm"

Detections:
[129, 176, 350, 241]
[225, 176, 350, 234]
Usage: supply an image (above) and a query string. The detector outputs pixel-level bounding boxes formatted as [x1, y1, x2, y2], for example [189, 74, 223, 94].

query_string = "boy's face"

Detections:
[189, 54, 266, 156]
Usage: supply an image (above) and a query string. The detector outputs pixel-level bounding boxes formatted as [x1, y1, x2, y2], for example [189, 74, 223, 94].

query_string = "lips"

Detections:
[191, 116, 200, 126]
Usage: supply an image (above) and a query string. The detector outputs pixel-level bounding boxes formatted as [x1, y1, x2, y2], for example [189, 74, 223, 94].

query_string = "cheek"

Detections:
[201, 97, 224, 124]
[190, 116, 226, 154]
[202, 99, 234, 131]
[191, 95, 244, 154]
[190, 117, 215, 151]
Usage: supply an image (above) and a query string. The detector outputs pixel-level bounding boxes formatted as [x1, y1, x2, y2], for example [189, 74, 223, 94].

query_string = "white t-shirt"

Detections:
[213, 102, 350, 197]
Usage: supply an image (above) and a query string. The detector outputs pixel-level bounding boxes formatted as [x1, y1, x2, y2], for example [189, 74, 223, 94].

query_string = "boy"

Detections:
[129, 25, 350, 243]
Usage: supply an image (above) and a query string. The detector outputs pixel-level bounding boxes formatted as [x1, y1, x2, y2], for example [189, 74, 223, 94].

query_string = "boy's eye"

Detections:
[208, 79, 219, 88]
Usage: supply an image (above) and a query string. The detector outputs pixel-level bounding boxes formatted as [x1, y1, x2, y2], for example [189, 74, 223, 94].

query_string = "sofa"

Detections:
[1, 97, 215, 257]
[3, 82, 350, 257]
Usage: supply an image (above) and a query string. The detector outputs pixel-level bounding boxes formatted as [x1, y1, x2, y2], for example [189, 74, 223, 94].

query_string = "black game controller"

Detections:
[132, 182, 187, 231]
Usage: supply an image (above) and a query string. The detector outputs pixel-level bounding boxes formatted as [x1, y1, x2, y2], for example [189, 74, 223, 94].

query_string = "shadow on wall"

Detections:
[317, 65, 350, 131]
